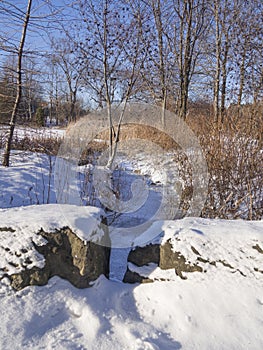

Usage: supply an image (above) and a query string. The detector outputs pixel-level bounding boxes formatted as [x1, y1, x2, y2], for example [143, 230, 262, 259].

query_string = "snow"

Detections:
[134, 274, 263, 350]
[0, 143, 263, 349]
[0, 205, 262, 349]
[0, 151, 57, 207]
[128, 218, 263, 281]
[0, 260, 262, 349]
[0, 125, 65, 141]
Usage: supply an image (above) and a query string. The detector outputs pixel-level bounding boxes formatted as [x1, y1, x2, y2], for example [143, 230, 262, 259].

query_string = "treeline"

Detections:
[0, 0, 262, 127]
[0, 58, 87, 127]
[0, 0, 262, 218]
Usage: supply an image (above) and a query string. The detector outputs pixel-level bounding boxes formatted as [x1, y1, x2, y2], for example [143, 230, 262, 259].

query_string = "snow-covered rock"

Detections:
[123, 218, 263, 283]
[0, 205, 110, 290]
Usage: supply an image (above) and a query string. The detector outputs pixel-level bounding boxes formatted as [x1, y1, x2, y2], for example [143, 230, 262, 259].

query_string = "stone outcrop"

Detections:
[123, 231, 263, 284]
[123, 239, 202, 283]
[2, 207, 262, 289]
[159, 241, 203, 276]
[8, 226, 110, 291]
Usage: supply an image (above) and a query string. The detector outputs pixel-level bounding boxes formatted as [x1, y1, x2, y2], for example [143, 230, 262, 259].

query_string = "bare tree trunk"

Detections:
[180, 1, 192, 120]
[237, 45, 246, 108]
[253, 67, 263, 104]
[49, 95, 53, 125]
[2, 0, 32, 166]
[220, 39, 229, 123]
[177, 2, 184, 117]
[213, 0, 221, 125]
[69, 90, 77, 123]
[107, 4, 145, 169]
[59, 56, 81, 123]
[55, 85, 59, 126]
[175, 0, 204, 120]
[152, 0, 166, 126]
[102, 0, 115, 161]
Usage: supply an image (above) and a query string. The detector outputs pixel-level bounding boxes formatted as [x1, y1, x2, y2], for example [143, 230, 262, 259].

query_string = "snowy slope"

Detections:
[0, 151, 57, 208]
[0, 125, 65, 141]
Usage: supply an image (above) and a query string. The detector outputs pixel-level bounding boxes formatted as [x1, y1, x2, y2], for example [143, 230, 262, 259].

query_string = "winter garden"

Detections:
[0, 1, 262, 349]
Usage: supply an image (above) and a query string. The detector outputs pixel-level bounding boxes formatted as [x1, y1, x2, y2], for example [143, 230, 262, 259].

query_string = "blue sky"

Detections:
[0, 0, 76, 57]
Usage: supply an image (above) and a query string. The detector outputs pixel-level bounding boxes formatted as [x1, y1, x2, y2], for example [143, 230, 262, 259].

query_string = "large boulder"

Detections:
[10, 226, 110, 290]
[0, 205, 110, 290]
[123, 219, 263, 283]
[123, 240, 202, 283]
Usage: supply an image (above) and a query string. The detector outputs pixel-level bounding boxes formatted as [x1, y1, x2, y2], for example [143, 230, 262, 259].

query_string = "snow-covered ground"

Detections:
[0, 125, 65, 141]
[0, 146, 263, 349]
[1, 271, 262, 350]
[0, 151, 57, 207]
[0, 205, 262, 350]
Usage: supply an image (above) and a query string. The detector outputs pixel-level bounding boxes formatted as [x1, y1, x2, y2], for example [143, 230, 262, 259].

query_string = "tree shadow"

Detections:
[24, 302, 69, 340]
[0, 152, 56, 207]
[22, 276, 182, 349]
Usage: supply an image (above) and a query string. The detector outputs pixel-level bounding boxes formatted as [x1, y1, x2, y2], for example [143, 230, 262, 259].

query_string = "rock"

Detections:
[9, 226, 110, 291]
[123, 239, 202, 283]
[160, 241, 202, 276]
[127, 244, 160, 266]
[0, 227, 15, 232]
[122, 268, 153, 284]
[252, 244, 263, 254]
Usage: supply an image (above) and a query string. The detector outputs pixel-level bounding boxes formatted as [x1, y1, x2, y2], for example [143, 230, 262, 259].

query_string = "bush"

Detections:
[187, 104, 263, 220]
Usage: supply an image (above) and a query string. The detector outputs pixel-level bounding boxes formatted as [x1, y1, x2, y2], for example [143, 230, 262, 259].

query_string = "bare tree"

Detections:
[151, 0, 167, 124]
[133, 0, 172, 120]
[22, 58, 43, 123]
[71, 0, 146, 167]
[174, 0, 208, 120]
[0, 56, 17, 125]
[2, 0, 32, 166]
[50, 39, 85, 124]
[140, 0, 208, 120]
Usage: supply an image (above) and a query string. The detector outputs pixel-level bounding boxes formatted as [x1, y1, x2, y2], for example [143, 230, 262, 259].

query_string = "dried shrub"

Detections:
[0, 127, 63, 155]
[187, 104, 262, 220]
[78, 107, 262, 220]
[12, 135, 62, 155]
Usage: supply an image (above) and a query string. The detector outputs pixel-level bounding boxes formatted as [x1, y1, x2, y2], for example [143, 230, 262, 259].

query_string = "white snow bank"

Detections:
[132, 217, 263, 248]
[0, 151, 57, 208]
[134, 273, 263, 350]
[0, 268, 262, 350]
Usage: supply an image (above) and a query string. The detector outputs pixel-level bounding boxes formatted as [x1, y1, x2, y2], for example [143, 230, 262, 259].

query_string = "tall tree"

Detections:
[150, 0, 168, 124]
[50, 39, 85, 123]
[0, 57, 17, 124]
[174, 0, 208, 120]
[72, 0, 146, 166]
[2, 0, 32, 166]
[140, 0, 208, 120]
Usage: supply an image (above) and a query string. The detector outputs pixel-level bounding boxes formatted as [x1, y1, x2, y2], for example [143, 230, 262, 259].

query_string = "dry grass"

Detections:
[1, 103, 261, 220]
[78, 104, 262, 220]
[96, 123, 180, 151]
[0, 130, 62, 156]
[187, 104, 263, 220]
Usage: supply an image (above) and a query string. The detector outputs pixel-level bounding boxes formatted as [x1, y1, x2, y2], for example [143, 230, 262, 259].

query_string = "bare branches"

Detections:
[2, 0, 33, 167]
